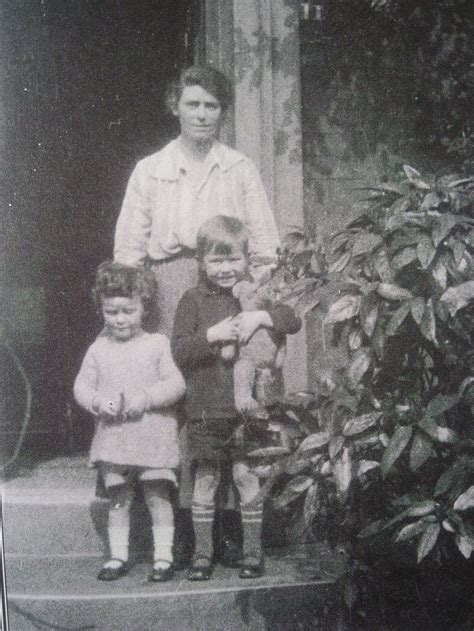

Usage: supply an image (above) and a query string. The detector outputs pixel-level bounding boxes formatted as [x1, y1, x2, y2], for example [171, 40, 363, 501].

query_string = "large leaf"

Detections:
[456, 535, 473, 559]
[348, 329, 363, 350]
[417, 524, 441, 563]
[386, 301, 412, 337]
[409, 432, 435, 471]
[246, 446, 290, 459]
[419, 298, 436, 344]
[297, 432, 331, 453]
[403, 165, 430, 190]
[333, 447, 352, 497]
[425, 393, 460, 418]
[453, 486, 474, 511]
[432, 214, 458, 246]
[395, 519, 429, 542]
[343, 411, 382, 437]
[356, 460, 379, 476]
[329, 436, 345, 459]
[347, 347, 372, 385]
[352, 232, 383, 257]
[392, 247, 417, 270]
[418, 416, 458, 444]
[373, 248, 393, 282]
[417, 235, 436, 269]
[303, 482, 319, 531]
[410, 297, 425, 325]
[377, 283, 413, 300]
[435, 460, 469, 497]
[359, 292, 379, 337]
[431, 258, 447, 289]
[381, 426, 413, 477]
[325, 295, 361, 324]
[329, 251, 351, 274]
[440, 281, 474, 317]
[273, 475, 314, 509]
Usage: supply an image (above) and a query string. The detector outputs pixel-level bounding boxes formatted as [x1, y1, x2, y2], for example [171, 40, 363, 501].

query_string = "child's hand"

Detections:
[207, 316, 239, 345]
[92, 392, 124, 419]
[122, 389, 148, 418]
[236, 311, 272, 344]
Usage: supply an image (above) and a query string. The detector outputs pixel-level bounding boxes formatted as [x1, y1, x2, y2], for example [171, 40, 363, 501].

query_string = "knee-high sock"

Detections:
[241, 501, 264, 559]
[191, 501, 215, 560]
[192, 462, 220, 560]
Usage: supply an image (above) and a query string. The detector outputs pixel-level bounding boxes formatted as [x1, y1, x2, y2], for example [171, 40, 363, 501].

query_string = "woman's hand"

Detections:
[207, 316, 239, 345]
[236, 311, 273, 344]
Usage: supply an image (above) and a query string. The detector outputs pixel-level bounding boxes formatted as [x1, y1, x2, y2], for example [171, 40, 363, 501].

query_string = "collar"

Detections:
[151, 138, 244, 181]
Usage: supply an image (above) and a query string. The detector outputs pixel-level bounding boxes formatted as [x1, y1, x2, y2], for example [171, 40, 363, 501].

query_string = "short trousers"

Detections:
[186, 417, 279, 462]
[100, 462, 178, 489]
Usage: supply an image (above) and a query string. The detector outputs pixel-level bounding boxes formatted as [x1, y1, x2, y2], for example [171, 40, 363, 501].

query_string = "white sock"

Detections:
[152, 526, 174, 568]
[108, 526, 129, 563]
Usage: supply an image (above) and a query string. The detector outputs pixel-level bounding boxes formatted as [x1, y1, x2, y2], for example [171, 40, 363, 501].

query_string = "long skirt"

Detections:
[147, 253, 199, 507]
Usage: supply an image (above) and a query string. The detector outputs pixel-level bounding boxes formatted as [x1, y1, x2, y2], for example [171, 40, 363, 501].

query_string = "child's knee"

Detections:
[233, 463, 260, 504]
[107, 483, 133, 510]
[193, 463, 220, 504]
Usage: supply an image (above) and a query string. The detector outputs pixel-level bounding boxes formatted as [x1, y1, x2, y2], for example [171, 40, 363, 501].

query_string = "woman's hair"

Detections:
[196, 216, 249, 259]
[92, 261, 157, 316]
[166, 65, 233, 114]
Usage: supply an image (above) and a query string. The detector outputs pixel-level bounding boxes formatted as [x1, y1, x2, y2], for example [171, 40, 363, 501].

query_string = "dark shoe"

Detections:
[220, 538, 243, 568]
[97, 559, 129, 581]
[148, 562, 174, 583]
[186, 556, 214, 581]
[239, 556, 265, 579]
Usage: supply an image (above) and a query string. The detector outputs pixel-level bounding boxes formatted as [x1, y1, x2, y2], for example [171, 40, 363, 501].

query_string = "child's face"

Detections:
[201, 246, 248, 290]
[101, 295, 144, 341]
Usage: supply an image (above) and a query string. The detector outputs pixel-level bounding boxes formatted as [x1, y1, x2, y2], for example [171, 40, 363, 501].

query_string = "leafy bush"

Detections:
[255, 166, 474, 571]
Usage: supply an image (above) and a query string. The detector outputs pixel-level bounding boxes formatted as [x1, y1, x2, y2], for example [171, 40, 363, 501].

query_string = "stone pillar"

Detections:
[204, 0, 307, 392]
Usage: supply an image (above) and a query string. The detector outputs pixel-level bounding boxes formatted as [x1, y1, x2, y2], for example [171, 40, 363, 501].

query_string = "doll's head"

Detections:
[93, 261, 157, 341]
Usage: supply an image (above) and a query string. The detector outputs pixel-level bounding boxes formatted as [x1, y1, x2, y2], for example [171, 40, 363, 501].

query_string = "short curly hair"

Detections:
[165, 65, 233, 115]
[92, 261, 157, 317]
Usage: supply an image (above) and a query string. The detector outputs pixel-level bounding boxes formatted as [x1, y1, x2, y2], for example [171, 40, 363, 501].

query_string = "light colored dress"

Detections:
[73, 332, 185, 470]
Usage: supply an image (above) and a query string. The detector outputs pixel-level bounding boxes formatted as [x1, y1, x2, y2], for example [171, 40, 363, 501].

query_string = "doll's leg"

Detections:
[234, 358, 258, 414]
[254, 368, 275, 410]
[143, 480, 174, 572]
[232, 461, 264, 577]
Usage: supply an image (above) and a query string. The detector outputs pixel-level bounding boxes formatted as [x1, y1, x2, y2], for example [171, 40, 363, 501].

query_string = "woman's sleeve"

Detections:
[73, 347, 99, 414]
[171, 293, 215, 371]
[114, 162, 152, 266]
[242, 159, 281, 260]
[144, 337, 186, 409]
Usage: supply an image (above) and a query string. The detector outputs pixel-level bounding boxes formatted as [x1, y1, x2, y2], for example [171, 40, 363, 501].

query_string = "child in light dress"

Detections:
[74, 261, 185, 582]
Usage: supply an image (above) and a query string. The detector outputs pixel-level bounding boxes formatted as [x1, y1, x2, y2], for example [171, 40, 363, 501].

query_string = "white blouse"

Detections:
[114, 138, 280, 265]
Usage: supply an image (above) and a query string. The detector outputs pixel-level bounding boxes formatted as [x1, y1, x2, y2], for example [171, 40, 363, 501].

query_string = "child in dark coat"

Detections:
[171, 216, 301, 580]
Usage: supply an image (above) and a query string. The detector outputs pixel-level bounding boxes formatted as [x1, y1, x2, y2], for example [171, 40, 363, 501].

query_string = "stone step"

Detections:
[5, 553, 344, 631]
[2, 456, 107, 556]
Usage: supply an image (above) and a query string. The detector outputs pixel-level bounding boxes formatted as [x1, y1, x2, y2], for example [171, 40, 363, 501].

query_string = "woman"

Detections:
[114, 64, 280, 336]
[113, 64, 281, 568]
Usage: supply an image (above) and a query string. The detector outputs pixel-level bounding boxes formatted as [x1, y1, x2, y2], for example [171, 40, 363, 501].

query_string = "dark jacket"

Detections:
[171, 279, 301, 421]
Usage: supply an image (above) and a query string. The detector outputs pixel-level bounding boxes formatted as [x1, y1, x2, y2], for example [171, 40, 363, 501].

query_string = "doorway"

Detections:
[3, 0, 200, 457]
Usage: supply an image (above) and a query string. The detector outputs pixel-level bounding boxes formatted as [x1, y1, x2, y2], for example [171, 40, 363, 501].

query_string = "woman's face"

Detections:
[175, 85, 223, 144]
